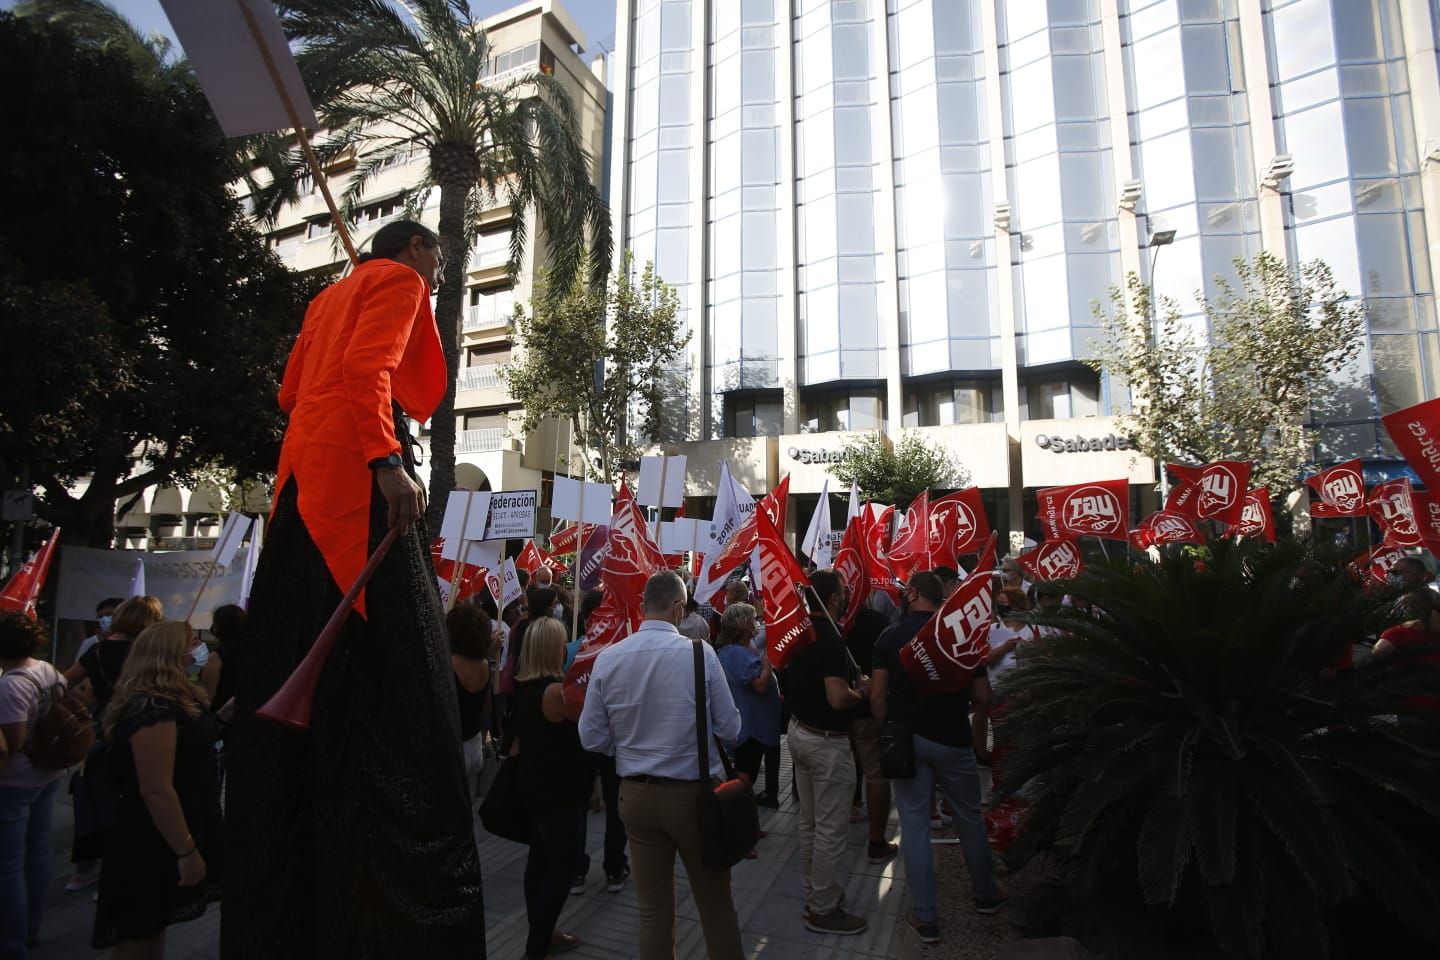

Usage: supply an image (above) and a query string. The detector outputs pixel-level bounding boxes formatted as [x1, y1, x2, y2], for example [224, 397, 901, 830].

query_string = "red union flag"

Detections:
[694, 476, 791, 603]
[1382, 397, 1440, 494]
[1349, 543, 1410, 587]
[1368, 479, 1421, 548]
[1305, 460, 1367, 518]
[861, 504, 901, 599]
[547, 522, 591, 555]
[1412, 489, 1440, 560]
[0, 529, 60, 618]
[1017, 538, 1083, 582]
[930, 488, 990, 568]
[832, 516, 867, 632]
[515, 540, 548, 575]
[1166, 461, 1252, 526]
[889, 490, 932, 582]
[1128, 510, 1204, 551]
[755, 508, 817, 668]
[898, 534, 997, 694]
[601, 486, 667, 612]
[1037, 479, 1129, 541]
[1231, 488, 1276, 543]
[562, 588, 632, 706]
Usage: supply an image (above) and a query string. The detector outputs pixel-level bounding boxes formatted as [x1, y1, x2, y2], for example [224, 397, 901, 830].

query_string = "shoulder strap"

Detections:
[693, 639, 709, 783]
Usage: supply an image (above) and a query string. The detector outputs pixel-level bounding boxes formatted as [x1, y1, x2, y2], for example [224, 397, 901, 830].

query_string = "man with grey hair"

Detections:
[579, 571, 744, 959]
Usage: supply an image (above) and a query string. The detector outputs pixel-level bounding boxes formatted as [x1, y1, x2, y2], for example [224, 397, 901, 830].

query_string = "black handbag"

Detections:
[478, 752, 530, 844]
[692, 640, 760, 871]
[878, 720, 917, 779]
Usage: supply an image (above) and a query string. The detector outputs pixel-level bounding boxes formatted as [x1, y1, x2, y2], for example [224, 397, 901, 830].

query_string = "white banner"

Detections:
[56, 546, 253, 629]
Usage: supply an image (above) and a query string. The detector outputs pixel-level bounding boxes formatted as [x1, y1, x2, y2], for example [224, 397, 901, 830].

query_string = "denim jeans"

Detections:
[890, 735, 997, 923]
[524, 805, 585, 959]
[0, 778, 62, 960]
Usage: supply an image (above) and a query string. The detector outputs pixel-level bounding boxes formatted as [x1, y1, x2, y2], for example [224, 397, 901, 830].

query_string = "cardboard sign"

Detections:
[552, 475, 613, 525]
[482, 490, 538, 540]
[638, 454, 688, 508]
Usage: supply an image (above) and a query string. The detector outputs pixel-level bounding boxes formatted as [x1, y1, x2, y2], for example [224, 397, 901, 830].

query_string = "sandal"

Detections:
[551, 931, 581, 953]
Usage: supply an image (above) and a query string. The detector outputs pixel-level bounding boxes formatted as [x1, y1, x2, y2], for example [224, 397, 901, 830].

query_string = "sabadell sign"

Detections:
[786, 446, 852, 465]
[1034, 433, 1136, 454]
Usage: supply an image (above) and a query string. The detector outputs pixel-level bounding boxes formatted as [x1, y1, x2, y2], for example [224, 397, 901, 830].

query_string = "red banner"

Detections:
[1349, 544, 1410, 587]
[889, 490, 932, 582]
[931, 488, 991, 565]
[1412, 489, 1440, 560]
[0, 529, 60, 618]
[696, 476, 792, 603]
[1128, 511, 1204, 551]
[1305, 459, 1367, 518]
[562, 588, 631, 706]
[898, 534, 997, 694]
[601, 485, 667, 614]
[832, 515, 867, 632]
[1231, 488, 1276, 543]
[547, 522, 591, 555]
[1164, 461, 1252, 526]
[1036, 479, 1130, 541]
[1382, 397, 1440, 494]
[755, 508, 817, 668]
[862, 504, 901, 599]
[515, 540, 548, 575]
[1368, 479, 1422, 548]
[1016, 538, 1084, 582]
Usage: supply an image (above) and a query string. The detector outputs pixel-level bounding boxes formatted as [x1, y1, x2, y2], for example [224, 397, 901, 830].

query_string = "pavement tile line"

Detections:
[34, 739, 946, 959]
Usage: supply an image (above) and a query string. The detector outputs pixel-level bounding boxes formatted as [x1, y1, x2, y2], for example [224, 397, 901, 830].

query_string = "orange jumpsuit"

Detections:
[274, 258, 445, 615]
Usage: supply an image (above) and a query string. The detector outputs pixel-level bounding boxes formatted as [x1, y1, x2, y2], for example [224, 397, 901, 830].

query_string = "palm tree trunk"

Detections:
[426, 179, 469, 531]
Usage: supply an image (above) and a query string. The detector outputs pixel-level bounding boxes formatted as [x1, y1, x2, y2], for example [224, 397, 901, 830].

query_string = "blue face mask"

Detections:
[97, 615, 113, 634]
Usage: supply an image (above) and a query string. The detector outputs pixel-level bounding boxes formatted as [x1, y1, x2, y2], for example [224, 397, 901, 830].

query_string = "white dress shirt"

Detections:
[579, 619, 742, 780]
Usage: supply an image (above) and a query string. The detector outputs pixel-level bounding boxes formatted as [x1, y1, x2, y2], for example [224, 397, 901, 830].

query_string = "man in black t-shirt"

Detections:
[786, 570, 869, 937]
[872, 571, 1003, 944]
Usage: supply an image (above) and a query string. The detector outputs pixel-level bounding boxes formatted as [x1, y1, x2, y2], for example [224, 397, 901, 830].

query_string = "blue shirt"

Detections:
[716, 642, 781, 748]
[578, 620, 742, 780]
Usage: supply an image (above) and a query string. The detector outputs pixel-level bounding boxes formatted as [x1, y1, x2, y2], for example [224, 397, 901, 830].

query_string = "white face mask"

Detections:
[97, 615, 113, 634]
[552, 603, 563, 619]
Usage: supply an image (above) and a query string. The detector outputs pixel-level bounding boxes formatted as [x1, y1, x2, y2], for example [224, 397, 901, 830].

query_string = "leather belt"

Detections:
[622, 774, 699, 785]
[793, 718, 850, 740]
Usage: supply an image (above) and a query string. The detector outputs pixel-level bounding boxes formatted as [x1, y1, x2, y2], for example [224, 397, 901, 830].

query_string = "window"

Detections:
[800, 388, 886, 433]
[1021, 370, 1100, 420]
[902, 378, 1001, 427]
[724, 391, 783, 437]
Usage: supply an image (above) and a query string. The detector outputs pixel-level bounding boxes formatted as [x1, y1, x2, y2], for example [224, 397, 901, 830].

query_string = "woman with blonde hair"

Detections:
[92, 621, 221, 959]
[511, 616, 588, 958]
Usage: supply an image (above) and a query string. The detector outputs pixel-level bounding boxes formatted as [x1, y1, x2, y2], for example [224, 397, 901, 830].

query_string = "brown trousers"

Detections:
[618, 779, 744, 959]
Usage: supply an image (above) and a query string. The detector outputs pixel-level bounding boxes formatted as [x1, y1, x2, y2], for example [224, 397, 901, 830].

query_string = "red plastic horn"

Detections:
[257, 525, 403, 730]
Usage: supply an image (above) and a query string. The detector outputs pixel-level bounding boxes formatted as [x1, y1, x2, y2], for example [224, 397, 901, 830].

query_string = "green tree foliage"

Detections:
[1089, 253, 1364, 492]
[826, 432, 969, 509]
[0, 14, 322, 547]
[998, 541, 1440, 958]
[261, 0, 611, 528]
[505, 253, 688, 482]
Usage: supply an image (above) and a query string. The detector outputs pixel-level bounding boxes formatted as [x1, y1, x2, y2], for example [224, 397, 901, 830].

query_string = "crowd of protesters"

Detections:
[0, 537, 1436, 959]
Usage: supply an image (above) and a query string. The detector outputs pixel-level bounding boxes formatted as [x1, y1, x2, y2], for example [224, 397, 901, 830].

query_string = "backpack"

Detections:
[12, 670, 97, 770]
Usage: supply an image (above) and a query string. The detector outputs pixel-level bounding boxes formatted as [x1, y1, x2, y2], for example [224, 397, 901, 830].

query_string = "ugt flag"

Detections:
[1382, 397, 1440, 494]
[0, 529, 60, 618]
[1165, 461, 1252, 527]
[898, 534, 997, 694]
[1036, 479, 1129, 541]
[1305, 460, 1367, 518]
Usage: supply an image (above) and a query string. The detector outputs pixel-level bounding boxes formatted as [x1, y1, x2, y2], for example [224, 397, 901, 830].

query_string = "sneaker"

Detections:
[755, 793, 780, 809]
[570, 872, 586, 895]
[805, 908, 868, 936]
[974, 894, 1008, 915]
[906, 915, 942, 943]
[65, 867, 100, 892]
[605, 866, 630, 893]
[867, 840, 899, 864]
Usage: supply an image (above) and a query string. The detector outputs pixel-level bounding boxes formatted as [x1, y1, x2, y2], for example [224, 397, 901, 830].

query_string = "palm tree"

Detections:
[258, 0, 611, 529]
[13, 0, 180, 81]
[996, 540, 1440, 958]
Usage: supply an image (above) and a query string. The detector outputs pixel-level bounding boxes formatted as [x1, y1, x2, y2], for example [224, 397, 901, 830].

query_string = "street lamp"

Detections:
[1146, 229, 1176, 499]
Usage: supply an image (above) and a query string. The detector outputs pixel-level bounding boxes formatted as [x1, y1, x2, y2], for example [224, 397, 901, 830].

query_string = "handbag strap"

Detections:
[691, 640, 738, 783]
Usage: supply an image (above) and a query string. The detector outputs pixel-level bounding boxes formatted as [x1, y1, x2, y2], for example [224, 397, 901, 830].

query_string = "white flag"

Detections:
[210, 513, 254, 570]
[848, 481, 862, 524]
[801, 478, 833, 568]
[696, 462, 756, 598]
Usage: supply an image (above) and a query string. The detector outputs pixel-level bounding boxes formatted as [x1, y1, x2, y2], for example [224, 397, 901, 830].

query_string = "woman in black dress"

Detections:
[511, 616, 590, 958]
[93, 620, 222, 958]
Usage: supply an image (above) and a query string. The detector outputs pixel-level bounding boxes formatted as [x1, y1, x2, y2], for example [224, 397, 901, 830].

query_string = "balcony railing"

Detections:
[457, 363, 507, 392]
[456, 427, 506, 454]
[464, 303, 511, 332]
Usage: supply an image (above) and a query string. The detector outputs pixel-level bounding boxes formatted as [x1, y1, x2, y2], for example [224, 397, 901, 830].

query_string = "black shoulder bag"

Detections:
[692, 640, 760, 871]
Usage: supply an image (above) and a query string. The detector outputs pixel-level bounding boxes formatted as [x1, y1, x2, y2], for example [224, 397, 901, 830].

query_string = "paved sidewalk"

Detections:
[30, 744, 932, 959]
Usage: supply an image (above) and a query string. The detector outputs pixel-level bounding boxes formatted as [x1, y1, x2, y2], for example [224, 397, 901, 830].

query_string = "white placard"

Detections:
[486, 558, 523, 608]
[661, 518, 706, 553]
[552, 476, 613, 525]
[638, 454, 688, 508]
[158, 0, 319, 139]
[56, 547, 252, 629]
[482, 490, 538, 540]
[440, 491, 489, 560]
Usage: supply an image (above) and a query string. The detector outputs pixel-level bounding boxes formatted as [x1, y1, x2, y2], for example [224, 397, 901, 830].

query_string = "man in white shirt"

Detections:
[579, 571, 744, 959]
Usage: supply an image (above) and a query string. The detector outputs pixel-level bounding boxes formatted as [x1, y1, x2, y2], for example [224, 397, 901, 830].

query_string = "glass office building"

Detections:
[608, 0, 1440, 541]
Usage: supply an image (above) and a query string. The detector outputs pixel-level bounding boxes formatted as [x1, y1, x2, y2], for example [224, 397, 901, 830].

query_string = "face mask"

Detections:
[552, 604, 563, 618]
[97, 615, 113, 633]
[996, 604, 1012, 618]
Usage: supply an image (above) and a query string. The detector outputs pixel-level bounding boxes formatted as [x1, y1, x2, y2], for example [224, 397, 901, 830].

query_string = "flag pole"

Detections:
[803, 582, 862, 676]
[234, 0, 358, 266]
[572, 484, 586, 644]
[654, 455, 669, 554]
[445, 493, 476, 612]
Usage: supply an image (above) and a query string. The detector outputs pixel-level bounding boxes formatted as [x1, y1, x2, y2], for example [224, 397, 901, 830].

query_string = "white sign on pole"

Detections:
[440, 491, 489, 560]
[638, 454, 688, 508]
[482, 491, 538, 540]
[552, 476, 613, 526]
[486, 558, 523, 608]
[661, 518, 706, 554]
[210, 513, 255, 569]
[158, 0, 318, 139]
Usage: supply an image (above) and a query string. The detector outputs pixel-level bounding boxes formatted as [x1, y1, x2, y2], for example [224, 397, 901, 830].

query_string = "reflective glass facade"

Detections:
[613, 0, 1440, 452]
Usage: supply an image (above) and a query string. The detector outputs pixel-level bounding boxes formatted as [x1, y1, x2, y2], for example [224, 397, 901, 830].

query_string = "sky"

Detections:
[2, 0, 618, 61]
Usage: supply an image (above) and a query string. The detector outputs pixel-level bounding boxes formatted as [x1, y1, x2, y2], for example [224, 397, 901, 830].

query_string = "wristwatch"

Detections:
[369, 452, 404, 470]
